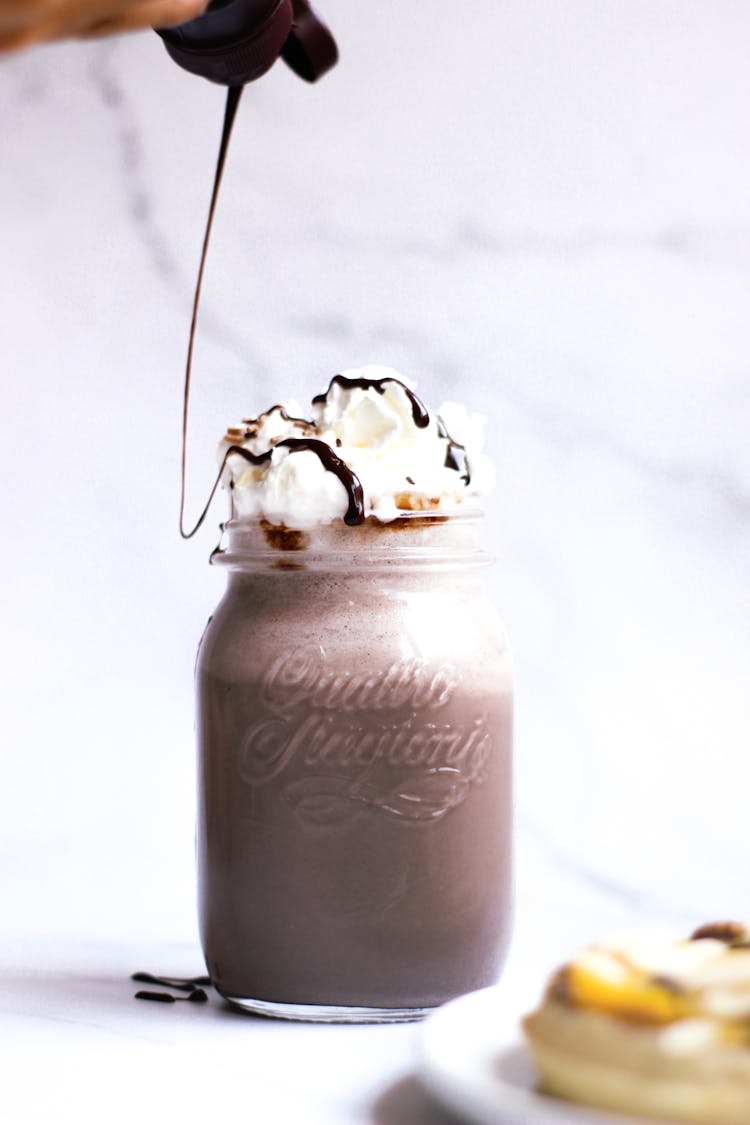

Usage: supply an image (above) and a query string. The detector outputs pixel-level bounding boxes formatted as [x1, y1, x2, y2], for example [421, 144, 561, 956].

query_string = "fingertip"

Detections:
[151, 0, 209, 31]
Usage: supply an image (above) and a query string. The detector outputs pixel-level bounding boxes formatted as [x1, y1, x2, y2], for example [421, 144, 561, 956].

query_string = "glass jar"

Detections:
[196, 512, 513, 1022]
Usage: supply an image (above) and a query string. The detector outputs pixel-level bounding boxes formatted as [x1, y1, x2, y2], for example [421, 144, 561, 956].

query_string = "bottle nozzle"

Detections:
[157, 0, 338, 87]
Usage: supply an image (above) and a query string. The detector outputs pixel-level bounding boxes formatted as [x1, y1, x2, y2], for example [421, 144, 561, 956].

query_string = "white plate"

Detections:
[419, 985, 656, 1125]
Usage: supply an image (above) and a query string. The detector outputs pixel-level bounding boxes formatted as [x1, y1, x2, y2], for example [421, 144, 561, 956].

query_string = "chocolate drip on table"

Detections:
[135, 989, 208, 1004]
[132, 971, 211, 1005]
[132, 972, 211, 990]
[313, 374, 431, 429]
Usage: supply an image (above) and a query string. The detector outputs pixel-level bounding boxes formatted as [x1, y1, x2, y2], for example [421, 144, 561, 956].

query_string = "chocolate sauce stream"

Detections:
[179, 85, 244, 540]
[175, 93, 464, 535]
[313, 374, 430, 429]
[176, 91, 365, 534]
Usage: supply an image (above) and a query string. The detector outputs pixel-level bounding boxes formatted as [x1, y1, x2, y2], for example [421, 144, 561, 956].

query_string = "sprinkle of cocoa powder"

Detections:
[651, 974, 685, 994]
[690, 922, 750, 946]
[260, 521, 309, 552]
[394, 491, 442, 511]
[546, 966, 572, 1004]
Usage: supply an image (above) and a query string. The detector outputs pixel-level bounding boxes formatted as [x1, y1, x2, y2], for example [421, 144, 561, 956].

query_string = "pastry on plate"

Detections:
[523, 922, 750, 1124]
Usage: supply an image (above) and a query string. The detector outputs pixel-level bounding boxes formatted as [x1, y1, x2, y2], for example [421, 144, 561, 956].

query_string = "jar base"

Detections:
[224, 994, 436, 1024]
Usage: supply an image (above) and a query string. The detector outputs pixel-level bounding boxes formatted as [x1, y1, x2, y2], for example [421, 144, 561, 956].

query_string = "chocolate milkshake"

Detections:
[196, 370, 513, 1020]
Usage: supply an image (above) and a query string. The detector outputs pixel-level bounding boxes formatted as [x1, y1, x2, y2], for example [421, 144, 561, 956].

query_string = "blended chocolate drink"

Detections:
[196, 368, 513, 1021]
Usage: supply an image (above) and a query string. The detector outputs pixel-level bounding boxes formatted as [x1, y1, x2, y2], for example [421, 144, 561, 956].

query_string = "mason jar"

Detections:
[196, 512, 513, 1022]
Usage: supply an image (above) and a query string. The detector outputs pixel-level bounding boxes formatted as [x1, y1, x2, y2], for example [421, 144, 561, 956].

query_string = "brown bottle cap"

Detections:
[282, 0, 338, 82]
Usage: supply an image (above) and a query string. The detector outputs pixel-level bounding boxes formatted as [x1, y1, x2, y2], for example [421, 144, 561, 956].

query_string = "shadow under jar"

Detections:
[196, 512, 513, 1022]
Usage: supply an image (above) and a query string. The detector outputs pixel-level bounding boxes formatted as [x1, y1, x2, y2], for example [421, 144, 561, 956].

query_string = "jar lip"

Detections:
[210, 508, 493, 572]
[227, 506, 485, 530]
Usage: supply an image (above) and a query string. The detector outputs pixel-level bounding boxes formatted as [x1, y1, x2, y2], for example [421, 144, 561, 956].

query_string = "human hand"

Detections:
[0, 0, 207, 53]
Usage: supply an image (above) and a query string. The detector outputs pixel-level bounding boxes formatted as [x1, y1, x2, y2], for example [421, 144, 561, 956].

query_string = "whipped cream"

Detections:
[219, 366, 493, 528]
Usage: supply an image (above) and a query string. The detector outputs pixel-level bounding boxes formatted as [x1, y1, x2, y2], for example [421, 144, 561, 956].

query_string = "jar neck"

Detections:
[211, 511, 492, 573]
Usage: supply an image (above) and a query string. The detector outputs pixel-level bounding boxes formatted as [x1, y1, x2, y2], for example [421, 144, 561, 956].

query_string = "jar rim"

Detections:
[210, 509, 493, 572]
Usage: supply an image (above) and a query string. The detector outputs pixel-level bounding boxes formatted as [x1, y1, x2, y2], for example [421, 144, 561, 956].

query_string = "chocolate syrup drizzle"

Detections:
[135, 988, 208, 1004]
[242, 404, 314, 430]
[177, 90, 366, 534]
[177, 91, 470, 538]
[313, 375, 470, 483]
[179, 85, 244, 540]
[277, 438, 365, 524]
[132, 971, 211, 1005]
[313, 374, 430, 429]
[132, 972, 211, 989]
[219, 437, 364, 525]
[436, 415, 471, 484]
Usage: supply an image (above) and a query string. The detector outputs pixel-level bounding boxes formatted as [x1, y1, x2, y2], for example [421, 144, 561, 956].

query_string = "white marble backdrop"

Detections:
[1, 2, 750, 1107]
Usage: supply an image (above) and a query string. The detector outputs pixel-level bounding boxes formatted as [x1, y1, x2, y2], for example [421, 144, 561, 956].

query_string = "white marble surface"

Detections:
[1, 1, 750, 1120]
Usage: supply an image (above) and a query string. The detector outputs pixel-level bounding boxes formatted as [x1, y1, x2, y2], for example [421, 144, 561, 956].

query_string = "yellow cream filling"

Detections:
[567, 958, 692, 1025]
